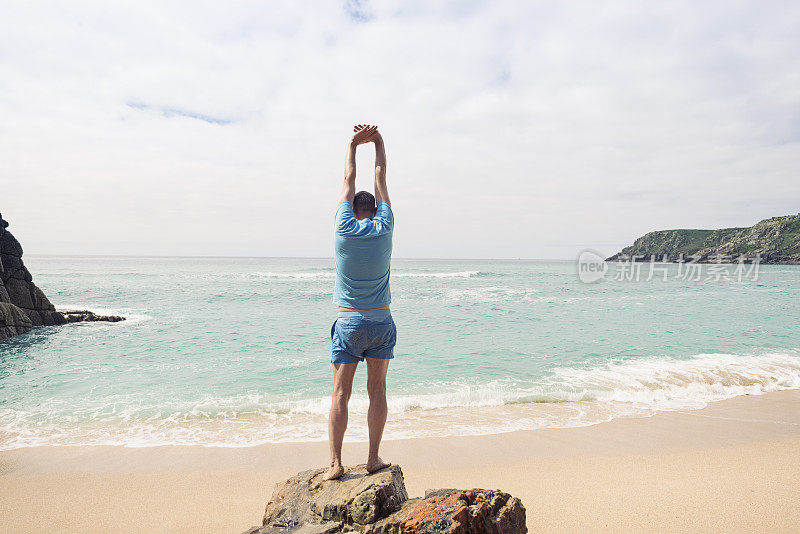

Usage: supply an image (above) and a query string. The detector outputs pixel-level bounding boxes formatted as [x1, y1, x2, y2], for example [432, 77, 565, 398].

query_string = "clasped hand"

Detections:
[351, 124, 381, 145]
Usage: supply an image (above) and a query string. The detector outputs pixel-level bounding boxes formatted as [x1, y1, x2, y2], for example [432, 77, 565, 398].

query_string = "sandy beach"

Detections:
[1, 390, 799, 533]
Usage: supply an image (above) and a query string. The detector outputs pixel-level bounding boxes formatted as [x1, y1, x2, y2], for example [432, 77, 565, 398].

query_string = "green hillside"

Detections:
[607, 214, 800, 264]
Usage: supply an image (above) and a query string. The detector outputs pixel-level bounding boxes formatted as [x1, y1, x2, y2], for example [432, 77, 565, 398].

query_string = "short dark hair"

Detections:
[353, 191, 376, 214]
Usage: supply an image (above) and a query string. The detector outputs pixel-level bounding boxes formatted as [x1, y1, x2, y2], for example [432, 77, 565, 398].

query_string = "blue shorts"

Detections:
[330, 309, 396, 364]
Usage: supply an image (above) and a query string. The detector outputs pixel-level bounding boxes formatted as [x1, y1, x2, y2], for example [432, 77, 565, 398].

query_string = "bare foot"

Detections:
[323, 463, 345, 480]
[365, 457, 391, 473]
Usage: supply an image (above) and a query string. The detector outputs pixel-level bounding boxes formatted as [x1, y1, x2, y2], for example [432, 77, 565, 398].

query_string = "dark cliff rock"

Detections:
[0, 213, 66, 329]
[607, 213, 800, 264]
[0, 302, 33, 339]
[0, 213, 125, 340]
[245, 464, 526, 534]
[0, 214, 35, 339]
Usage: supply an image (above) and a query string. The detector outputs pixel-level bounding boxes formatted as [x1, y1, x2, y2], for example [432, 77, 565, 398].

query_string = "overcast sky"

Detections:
[1, 1, 798, 259]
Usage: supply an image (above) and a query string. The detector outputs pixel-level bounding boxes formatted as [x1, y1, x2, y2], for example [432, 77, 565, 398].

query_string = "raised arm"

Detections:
[372, 132, 389, 206]
[339, 124, 378, 205]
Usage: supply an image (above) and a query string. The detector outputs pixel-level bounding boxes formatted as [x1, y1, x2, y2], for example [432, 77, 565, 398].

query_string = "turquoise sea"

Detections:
[1, 256, 799, 449]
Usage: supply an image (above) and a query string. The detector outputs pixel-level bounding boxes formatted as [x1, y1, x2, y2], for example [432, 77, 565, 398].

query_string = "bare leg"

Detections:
[325, 362, 358, 480]
[365, 357, 391, 473]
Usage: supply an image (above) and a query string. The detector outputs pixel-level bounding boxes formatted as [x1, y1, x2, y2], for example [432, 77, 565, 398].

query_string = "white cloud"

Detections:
[1, 0, 798, 258]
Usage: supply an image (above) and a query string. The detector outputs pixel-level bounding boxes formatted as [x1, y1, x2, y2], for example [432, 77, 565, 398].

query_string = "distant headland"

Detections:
[607, 214, 800, 264]
[0, 213, 124, 340]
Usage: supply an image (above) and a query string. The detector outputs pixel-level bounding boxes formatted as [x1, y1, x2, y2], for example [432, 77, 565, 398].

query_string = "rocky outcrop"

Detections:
[245, 465, 526, 534]
[0, 213, 66, 329]
[60, 310, 125, 323]
[607, 213, 800, 264]
[0, 215, 35, 339]
[0, 213, 125, 340]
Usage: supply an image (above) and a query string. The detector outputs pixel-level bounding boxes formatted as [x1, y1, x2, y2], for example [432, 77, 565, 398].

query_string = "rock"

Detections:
[367, 488, 526, 534]
[0, 213, 34, 339]
[0, 213, 66, 329]
[4, 277, 34, 309]
[0, 213, 123, 340]
[245, 465, 526, 534]
[0, 301, 33, 339]
[59, 310, 126, 323]
[257, 465, 408, 533]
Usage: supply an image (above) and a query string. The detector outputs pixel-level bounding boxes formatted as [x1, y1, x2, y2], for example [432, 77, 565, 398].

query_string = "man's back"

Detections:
[333, 201, 393, 309]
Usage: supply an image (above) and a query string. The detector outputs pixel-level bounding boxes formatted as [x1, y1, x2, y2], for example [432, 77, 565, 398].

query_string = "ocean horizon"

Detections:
[1, 255, 799, 450]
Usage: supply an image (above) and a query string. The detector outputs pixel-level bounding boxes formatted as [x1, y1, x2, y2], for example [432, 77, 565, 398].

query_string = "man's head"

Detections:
[353, 190, 377, 220]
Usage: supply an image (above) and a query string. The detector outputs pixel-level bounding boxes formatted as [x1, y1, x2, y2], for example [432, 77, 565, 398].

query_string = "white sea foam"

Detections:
[250, 271, 335, 279]
[271, 351, 800, 414]
[2, 351, 799, 449]
[542, 351, 800, 408]
[246, 270, 483, 280]
[393, 271, 482, 278]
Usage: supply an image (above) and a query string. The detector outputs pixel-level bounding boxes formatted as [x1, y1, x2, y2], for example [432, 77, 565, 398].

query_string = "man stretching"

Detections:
[325, 124, 395, 480]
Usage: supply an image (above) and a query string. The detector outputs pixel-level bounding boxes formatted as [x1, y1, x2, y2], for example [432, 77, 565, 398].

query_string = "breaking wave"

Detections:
[2, 351, 798, 449]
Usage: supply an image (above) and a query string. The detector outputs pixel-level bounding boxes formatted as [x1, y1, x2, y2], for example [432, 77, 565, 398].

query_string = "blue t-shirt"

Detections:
[333, 201, 393, 309]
